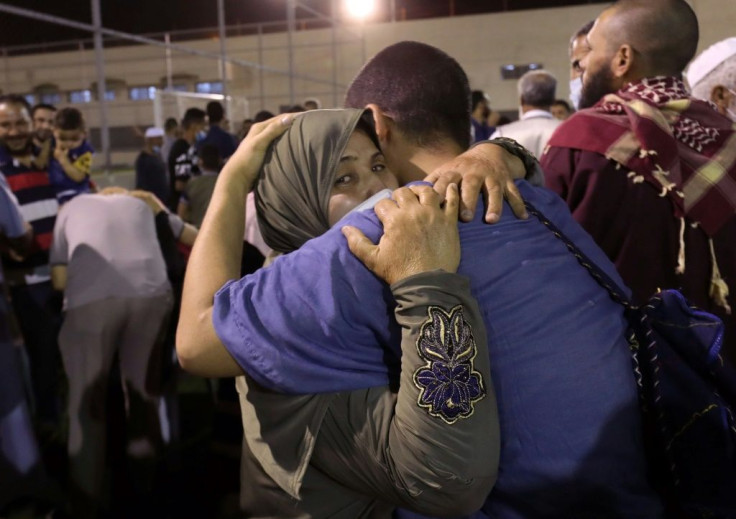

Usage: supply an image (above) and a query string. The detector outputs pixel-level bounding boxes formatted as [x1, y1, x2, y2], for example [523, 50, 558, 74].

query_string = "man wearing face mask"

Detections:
[567, 20, 593, 111]
[541, 0, 736, 364]
[687, 37, 736, 121]
[135, 127, 170, 203]
[167, 107, 206, 211]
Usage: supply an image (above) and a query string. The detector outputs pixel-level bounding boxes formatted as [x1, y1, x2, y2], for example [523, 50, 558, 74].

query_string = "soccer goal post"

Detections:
[152, 89, 250, 130]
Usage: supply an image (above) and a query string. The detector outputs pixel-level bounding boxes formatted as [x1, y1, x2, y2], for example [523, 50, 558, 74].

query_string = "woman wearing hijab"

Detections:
[178, 109, 500, 517]
[181, 40, 662, 519]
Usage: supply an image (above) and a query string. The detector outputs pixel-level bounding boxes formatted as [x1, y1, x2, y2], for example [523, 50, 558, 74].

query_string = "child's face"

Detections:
[55, 128, 85, 150]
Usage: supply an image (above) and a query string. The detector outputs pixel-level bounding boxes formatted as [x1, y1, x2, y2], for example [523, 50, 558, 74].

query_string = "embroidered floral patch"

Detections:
[413, 305, 485, 425]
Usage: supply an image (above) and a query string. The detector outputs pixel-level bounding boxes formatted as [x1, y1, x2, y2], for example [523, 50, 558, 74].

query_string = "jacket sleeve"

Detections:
[310, 270, 499, 516]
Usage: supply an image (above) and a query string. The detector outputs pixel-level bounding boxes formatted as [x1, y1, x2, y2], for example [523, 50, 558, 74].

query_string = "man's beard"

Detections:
[2, 135, 33, 157]
[579, 66, 616, 109]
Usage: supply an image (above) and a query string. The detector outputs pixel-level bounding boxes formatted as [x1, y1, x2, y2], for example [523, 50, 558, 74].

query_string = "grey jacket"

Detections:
[236, 271, 499, 518]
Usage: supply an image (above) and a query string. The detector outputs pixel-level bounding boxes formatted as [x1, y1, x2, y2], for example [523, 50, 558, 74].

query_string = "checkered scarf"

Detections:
[548, 76, 736, 236]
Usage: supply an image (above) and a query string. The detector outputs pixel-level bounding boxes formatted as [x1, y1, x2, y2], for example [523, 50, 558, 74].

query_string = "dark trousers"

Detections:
[9, 281, 63, 425]
[60, 293, 172, 515]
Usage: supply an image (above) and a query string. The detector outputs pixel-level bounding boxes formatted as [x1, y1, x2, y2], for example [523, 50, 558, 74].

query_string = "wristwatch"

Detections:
[472, 137, 543, 186]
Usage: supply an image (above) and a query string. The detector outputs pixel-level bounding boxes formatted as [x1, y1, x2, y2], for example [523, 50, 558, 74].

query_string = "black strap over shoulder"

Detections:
[524, 201, 634, 309]
[525, 199, 736, 517]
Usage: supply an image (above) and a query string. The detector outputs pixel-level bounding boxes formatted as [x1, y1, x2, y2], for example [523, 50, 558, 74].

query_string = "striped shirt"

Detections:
[0, 152, 58, 284]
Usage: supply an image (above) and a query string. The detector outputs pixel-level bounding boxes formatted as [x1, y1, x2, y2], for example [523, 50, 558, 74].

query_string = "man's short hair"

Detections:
[345, 41, 471, 150]
[0, 94, 31, 113]
[570, 20, 594, 50]
[609, 0, 698, 77]
[55, 107, 85, 131]
[518, 70, 557, 108]
[471, 90, 489, 111]
[164, 117, 178, 132]
[199, 144, 222, 171]
[182, 107, 206, 130]
[254, 110, 274, 123]
[31, 103, 57, 117]
[551, 99, 572, 113]
[206, 101, 225, 124]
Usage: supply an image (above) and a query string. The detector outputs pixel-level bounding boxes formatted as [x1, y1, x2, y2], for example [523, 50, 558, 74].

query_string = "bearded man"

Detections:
[540, 0, 736, 363]
[0, 94, 63, 430]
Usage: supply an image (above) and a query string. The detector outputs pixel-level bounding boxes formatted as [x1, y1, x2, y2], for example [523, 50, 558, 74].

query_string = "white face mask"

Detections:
[569, 77, 583, 111]
[339, 188, 394, 224]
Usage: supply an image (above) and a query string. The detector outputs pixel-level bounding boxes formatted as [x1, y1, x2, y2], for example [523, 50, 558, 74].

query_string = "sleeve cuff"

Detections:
[391, 270, 471, 307]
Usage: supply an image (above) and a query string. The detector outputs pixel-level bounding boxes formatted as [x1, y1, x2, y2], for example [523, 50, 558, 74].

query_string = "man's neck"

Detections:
[397, 145, 463, 183]
[521, 105, 547, 115]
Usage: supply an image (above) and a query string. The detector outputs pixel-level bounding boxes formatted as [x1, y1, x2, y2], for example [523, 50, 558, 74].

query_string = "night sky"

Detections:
[0, 0, 604, 49]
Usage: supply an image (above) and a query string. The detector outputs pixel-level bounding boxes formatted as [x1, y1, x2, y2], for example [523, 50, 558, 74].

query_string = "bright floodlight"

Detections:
[344, 0, 376, 20]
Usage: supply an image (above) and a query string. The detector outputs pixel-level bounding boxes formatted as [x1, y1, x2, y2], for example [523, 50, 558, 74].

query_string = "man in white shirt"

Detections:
[491, 70, 561, 162]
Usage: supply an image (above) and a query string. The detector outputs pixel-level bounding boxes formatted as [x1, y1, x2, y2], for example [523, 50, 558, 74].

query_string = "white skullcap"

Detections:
[686, 37, 736, 88]
[144, 127, 165, 138]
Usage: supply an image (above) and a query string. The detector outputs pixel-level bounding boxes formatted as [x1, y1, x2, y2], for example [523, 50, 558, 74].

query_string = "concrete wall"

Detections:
[1, 0, 733, 168]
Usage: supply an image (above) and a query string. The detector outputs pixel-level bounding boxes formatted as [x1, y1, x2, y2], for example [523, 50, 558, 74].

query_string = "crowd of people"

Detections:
[1, 0, 735, 517]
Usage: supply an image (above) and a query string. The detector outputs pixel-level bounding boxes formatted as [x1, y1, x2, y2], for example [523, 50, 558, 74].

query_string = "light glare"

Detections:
[344, 0, 376, 20]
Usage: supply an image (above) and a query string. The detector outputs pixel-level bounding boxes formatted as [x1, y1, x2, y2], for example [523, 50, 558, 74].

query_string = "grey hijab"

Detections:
[255, 108, 369, 253]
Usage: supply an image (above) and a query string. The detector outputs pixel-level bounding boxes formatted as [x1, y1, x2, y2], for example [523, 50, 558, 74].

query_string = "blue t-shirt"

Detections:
[213, 181, 662, 517]
[472, 119, 494, 143]
[198, 125, 238, 160]
[48, 139, 94, 204]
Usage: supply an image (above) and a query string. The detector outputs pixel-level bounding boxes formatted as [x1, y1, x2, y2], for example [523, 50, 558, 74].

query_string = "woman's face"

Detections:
[327, 129, 398, 226]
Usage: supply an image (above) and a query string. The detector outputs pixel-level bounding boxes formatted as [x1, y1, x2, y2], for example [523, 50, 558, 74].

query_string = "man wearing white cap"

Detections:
[135, 126, 169, 203]
[687, 37, 736, 120]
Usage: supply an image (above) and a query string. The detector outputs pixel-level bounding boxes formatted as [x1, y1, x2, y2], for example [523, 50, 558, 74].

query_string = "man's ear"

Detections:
[365, 103, 393, 146]
[611, 44, 634, 79]
[710, 85, 732, 115]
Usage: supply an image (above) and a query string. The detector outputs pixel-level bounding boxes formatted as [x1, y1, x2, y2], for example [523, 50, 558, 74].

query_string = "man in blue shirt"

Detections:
[179, 42, 663, 517]
[199, 101, 238, 160]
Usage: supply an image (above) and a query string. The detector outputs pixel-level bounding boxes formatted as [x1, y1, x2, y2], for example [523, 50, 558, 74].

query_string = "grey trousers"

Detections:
[59, 292, 173, 503]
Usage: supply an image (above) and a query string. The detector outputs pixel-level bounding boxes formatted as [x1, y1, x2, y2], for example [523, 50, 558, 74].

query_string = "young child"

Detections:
[49, 107, 94, 204]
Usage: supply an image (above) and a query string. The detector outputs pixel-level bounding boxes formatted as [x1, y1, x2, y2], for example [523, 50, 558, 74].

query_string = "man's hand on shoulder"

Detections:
[342, 184, 460, 285]
[426, 143, 528, 223]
